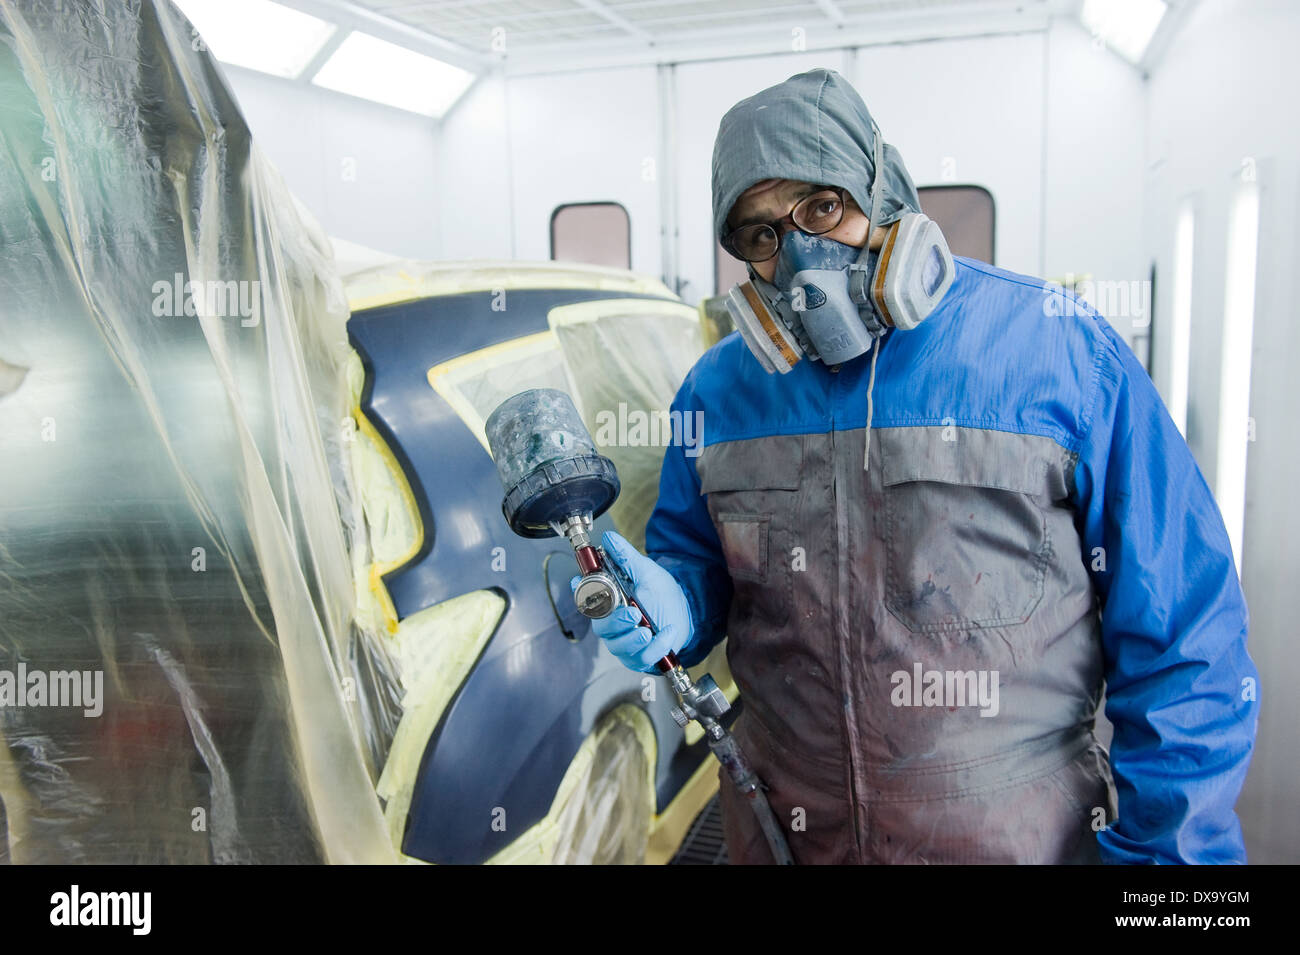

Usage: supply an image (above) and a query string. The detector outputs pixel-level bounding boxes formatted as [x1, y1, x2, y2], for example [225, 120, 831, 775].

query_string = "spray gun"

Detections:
[484, 388, 794, 865]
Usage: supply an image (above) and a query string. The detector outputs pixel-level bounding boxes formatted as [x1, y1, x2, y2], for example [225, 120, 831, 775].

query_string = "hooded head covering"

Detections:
[711, 68, 921, 249]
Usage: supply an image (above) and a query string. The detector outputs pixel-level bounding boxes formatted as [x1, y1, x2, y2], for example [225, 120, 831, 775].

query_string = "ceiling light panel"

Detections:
[1080, 0, 1168, 63]
[311, 31, 477, 117]
[173, 0, 336, 78]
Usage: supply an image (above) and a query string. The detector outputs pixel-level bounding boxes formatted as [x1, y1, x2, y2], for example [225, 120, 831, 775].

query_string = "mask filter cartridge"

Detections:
[869, 215, 954, 332]
[723, 280, 806, 374]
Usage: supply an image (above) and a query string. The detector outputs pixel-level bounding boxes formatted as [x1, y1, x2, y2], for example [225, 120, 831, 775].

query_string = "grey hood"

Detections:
[711, 68, 921, 248]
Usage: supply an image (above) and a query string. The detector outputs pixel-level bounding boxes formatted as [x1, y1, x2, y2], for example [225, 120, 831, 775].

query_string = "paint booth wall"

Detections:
[225, 67, 442, 261]
[435, 19, 1148, 343]
[1143, 0, 1300, 865]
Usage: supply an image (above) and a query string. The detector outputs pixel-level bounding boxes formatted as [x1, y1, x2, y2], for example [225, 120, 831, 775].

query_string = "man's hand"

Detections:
[570, 530, 695, 672]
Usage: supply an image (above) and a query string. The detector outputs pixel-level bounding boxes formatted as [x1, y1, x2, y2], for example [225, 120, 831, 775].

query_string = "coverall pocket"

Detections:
[714, 512, 771, 584]
[697, 436, 802, 628]
[881, 433, 1050, 634]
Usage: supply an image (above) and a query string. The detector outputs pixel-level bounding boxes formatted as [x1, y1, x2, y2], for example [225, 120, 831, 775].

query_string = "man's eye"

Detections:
[804, 198, 839, 225]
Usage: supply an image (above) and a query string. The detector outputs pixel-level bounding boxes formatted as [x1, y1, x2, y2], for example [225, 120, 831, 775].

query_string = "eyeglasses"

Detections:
[722, 187, 851, 263]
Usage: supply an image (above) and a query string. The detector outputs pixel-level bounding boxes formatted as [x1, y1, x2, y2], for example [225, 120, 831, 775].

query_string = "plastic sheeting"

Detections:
[0, 0, 393, 863]
[518, 706, 656, 865]
[550, 298, 705, 553]
[0, 1, 712, 864]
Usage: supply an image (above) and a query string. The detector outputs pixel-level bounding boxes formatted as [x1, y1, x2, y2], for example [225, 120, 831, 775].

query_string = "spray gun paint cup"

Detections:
[483, 388, 620, 539]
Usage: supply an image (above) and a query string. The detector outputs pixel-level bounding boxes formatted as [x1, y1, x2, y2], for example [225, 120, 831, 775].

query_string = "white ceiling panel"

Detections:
[349, 0, 1068, 63]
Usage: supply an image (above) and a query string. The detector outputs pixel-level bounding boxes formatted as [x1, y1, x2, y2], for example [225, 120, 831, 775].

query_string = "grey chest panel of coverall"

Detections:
[695, 422, 1116, 864]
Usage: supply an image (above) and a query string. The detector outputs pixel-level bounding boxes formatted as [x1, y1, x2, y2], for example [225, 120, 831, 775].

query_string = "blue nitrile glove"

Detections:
[569, 530, 695, 673]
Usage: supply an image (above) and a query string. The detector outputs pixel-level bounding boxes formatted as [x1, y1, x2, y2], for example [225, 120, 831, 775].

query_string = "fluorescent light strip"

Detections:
[173, 0, 336, 79]
[311, 32, 476, 118]
[1216, 181, 1260, 578]
[1169, 202, 1194, 436]
[1081, 0, 1168, 64]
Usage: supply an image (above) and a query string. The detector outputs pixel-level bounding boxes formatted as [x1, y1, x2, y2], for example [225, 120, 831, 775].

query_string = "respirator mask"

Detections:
[722, 125, 956, 374]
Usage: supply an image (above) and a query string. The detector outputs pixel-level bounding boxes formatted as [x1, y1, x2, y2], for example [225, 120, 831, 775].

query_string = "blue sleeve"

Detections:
[1073, 318, 1259, 864]
[644, 382, 733, 668]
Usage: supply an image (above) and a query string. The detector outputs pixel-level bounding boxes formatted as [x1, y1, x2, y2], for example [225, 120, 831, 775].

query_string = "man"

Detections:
[583, 68, 1257, 864]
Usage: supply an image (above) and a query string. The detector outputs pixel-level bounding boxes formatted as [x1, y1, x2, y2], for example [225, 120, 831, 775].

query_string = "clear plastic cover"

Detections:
[0, 0, 398, 863]
[0, 0, 710, 864]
